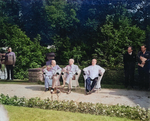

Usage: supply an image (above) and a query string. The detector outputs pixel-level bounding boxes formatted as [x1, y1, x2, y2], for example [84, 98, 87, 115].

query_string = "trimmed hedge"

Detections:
[0, 94, 149, 121]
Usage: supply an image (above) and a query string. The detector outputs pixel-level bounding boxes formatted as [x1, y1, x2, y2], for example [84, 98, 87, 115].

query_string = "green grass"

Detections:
[4, 105, 135, 121]
[0, 79, 38, 85]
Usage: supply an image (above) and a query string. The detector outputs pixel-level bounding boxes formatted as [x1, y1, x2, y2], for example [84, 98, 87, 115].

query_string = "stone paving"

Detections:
[0, 84, 150, 109]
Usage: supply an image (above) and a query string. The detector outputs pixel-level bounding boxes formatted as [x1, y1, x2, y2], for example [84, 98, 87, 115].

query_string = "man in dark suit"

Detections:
[137, 45, 150, 90]
[123, 46, 136, 88]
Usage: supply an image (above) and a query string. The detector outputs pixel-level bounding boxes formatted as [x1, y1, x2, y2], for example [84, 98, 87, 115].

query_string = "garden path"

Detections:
[0, 84, 150, 109]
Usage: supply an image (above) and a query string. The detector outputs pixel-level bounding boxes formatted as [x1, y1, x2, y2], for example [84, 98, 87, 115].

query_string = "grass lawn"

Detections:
[4, 105, 135, 121]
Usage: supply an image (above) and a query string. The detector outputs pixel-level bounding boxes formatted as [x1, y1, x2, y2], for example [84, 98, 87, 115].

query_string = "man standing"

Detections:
[5, 47, 16, 80]
[123, 46, 136, 89]
[137, 45, 150, 90]
[62, 59, 79, 94]
[83, 59, 105, 94]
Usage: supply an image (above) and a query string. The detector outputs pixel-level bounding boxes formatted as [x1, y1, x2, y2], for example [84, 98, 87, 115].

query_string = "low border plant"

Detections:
[0, 93, 149, 121]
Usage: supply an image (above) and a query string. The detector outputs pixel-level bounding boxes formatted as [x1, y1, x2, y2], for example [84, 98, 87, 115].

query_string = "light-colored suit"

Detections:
[64, 64, 79, 84]
[44, 65, 62, 88]
[83, 65, 105, 89]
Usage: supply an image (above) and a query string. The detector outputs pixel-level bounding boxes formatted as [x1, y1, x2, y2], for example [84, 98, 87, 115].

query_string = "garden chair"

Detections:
[83, 67, 105, 93]
[61, 69, 81, 89]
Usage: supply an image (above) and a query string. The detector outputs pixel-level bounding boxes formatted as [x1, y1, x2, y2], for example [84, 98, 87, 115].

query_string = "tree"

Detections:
[0, 23, 52, 79]
[94, 15, 145, 68]
[45, 0, 79, 38]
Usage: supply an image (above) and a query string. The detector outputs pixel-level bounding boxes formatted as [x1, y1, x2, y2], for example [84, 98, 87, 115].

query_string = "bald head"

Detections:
[92, 59, 97, 66]
[51, 60, 56, 66]
[8, 47, 12, 52]
[69, 59, 74, 65]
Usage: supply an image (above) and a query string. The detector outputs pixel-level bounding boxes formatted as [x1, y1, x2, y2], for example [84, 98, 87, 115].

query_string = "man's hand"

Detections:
[62, 68, 66, 72]
[140, 56, 147, 63]
[138, 63, 144, 67]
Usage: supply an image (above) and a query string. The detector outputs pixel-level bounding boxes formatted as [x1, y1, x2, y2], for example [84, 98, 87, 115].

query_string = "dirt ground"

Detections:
[0, 84, 150, 109]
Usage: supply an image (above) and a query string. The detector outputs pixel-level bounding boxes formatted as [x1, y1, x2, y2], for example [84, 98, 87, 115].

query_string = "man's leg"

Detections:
[91, 77, 98, 91]
[44, 77, 49, 91]
[138, 67, 144, 89]
[6, 65, 10, 80]
[62, 73, 67, 86]
[125, 70, 129, 88]
[10, 65, 14, 80]
[130, 69, 135, 88]
[67, 78, 72, 94]
[86, 77, 91, 92]
[145, 72, 149, 89]
[52, 75, 58, 89]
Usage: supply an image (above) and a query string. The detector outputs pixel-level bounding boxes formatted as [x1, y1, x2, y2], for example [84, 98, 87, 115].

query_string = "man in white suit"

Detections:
[43, 60, 62, 93]
[83, 59, 105, 94]
[62, 59, 79, 94]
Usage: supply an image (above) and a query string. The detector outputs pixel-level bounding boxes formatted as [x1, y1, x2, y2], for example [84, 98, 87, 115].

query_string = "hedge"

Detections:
[0, 94, 149, 121]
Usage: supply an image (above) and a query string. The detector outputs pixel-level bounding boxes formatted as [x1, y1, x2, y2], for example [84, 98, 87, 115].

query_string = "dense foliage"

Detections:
[0, 0, 150, 78]
[0, 21, 53, 79]
[0, 94, 149, 121]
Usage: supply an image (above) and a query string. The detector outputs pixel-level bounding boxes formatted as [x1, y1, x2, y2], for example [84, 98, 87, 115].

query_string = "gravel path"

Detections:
[0, 84, 150, 109]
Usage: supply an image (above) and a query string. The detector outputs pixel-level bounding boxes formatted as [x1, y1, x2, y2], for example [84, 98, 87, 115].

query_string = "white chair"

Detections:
[83, 67, 105, 92]
[43, 68, 61, 87]
[62, 69, 81, 89]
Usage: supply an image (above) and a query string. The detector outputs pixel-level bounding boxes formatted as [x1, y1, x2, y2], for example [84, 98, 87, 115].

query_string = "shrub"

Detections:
[0, 94, 149, 121]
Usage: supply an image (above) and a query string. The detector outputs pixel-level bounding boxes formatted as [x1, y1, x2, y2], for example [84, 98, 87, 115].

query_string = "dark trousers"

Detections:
[124, 69, 134, 88]
[86, 77, 98, 92]
[6, 65, 14, 80]
[138, 66, 149, 89]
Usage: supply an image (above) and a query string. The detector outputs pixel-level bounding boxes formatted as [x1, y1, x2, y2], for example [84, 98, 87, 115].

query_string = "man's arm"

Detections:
[83, 66, 90, 75]
[99, 66, 105, 76]
[73, 65, 79, 75]
[137, 52, 142, 64]
[13, 52, 16, 66]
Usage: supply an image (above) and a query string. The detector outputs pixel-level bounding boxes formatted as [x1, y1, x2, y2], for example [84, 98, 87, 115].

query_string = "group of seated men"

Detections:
[43, 58, 105, 94]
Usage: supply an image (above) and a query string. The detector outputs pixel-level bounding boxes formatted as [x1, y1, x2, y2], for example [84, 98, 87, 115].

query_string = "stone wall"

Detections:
[28, 68, 44, 82]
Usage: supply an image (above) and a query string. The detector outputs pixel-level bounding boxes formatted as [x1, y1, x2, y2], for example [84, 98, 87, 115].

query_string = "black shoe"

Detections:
[45, 88, 49, 92]
[50, 88, 54, 94]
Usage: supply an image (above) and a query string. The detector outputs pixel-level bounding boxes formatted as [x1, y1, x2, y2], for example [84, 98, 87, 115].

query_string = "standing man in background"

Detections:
[5, 47, 16, 80]
[137, 45, 150, 90]
[123, 46, 136, 89]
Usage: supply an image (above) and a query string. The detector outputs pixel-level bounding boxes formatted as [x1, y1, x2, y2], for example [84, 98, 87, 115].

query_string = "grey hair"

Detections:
[69, 59, 74, 63]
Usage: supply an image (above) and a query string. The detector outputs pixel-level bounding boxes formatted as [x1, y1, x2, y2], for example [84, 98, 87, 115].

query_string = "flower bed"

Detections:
[0, 93, 149, 121]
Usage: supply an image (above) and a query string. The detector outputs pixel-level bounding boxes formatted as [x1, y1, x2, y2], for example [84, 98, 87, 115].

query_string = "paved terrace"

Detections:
[0, 84, 150, 109]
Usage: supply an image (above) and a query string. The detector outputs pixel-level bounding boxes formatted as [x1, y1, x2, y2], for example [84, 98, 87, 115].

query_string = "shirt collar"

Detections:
[128, 52, 132, 55]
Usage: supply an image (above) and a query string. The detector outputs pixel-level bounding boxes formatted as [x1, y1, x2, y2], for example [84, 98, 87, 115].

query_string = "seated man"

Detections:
[83, 59, 105, 94]
[43, 60, 62, 93]
[62, 59, 79, 94]
[43, 65, 53, 92]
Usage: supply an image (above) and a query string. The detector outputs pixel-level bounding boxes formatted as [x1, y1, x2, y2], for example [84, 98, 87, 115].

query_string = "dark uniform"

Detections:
[137, 51, 150, 89]
[123, 52, 136, 88]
